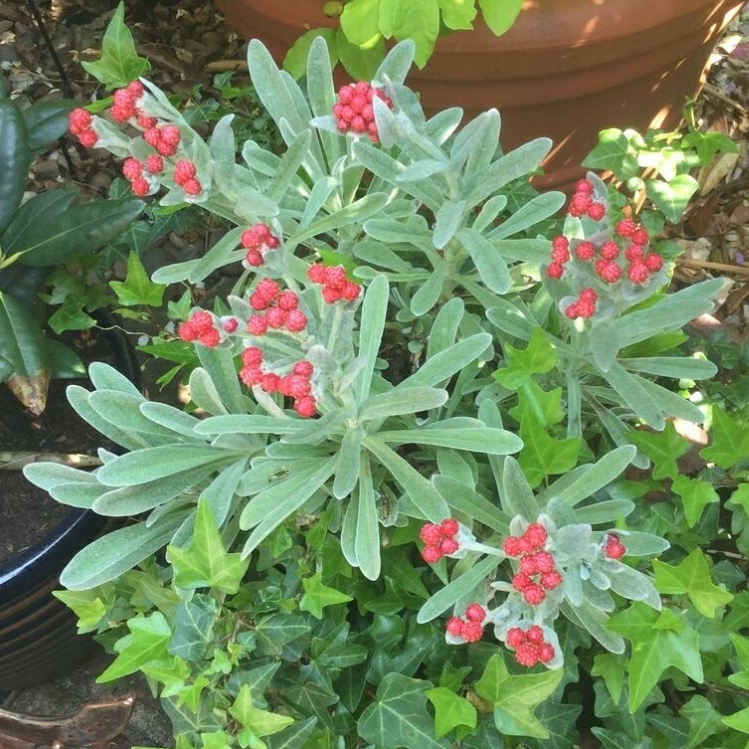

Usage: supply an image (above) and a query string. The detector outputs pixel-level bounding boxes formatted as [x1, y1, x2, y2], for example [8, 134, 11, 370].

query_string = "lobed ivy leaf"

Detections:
[474, 653, 562, 739]
[358, 672, 450, 748]
[80, 2, 150, 88]
[606, 603, 704, 712]
[97, 612, 171, 682]
[653, 549, 732, 618]
[167, 499, 250, 594]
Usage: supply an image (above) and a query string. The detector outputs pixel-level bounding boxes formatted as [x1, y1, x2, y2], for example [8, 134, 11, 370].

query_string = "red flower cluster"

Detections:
[177, 311, 220, 348]
[504, 524, 562, 605]
[567, 179, 606, 220]
[603, 533, 627, 560]
[110, 80, 146, 123]
[143, 124, 182, 157]
[333, 81, 392, 143]
[121, 156, 164, 197]
[420, 518, 460, 564]
[564, 288, 597, 320]
[69, 107, 98, 148]
[307, 263, 361, 304]
[247, 278, 308, 336]
[446, 603, 486, 643]
[172, 159, 202, 196]
[239, 347, 317, 417]
[505, 625, 555, 667]
[548, 208, 664, 293]
[241, 223, 280, 267]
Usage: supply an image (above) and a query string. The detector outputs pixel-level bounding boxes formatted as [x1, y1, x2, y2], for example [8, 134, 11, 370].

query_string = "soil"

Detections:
[0, 326, 125, 563]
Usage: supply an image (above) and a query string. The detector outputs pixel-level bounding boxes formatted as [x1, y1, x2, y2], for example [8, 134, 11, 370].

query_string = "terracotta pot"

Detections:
[214, 0, 744, 191]
[0, 311, 141, 689]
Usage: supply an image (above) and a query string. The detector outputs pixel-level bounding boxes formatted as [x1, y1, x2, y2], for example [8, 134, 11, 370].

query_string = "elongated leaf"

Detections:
[88, 390, 186, 440]
[333, 428, 363, 499]
[23, 99, 76, 150]
[10, 198, 145, 266]
[602, 278, 723, 353]
[465, 138, 552, 208]
[538, 446, 636, 507]
[489, 191, 566, 239]
[432, 475, 510, 534]
[410, 262, 448, 316]
[364, 437, 449, 521]
[399, 333, 492, 388]
[434, 199, 466, 249]
[456, 228, 510, 294]
[360, 387, 448, 420]
[378, 421, 522, 455]
[623, 356, 717, 380]
[353, 274, 389, 401]
[355, 452, 381, 580]
[0, 98, 32, 235]
[603, 360, 665, 429]
[417, 555, 499, 622]
[95, 444, 243, 487]
[241, 458, 336, 554]
[60, 515, 186, 589]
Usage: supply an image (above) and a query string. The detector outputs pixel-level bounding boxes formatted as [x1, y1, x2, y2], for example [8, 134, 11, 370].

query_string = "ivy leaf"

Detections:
[518, 421, 581, 488]
[477, 0, 523, 36]
[626, 422, 690, 480]
[680, 695, 726, 749]
[582, 128, 639, 180]
[495, 328, 556, 390]
[299, 572, 353, 619]
[670, 476, 719, 528]
[591, 727, 653, 749]
[426, 686, 477, 738]
[378, 0, 440, 68]
[168, 595, 220, 661]
[474, 653, 562, 739]
[167, 499, 250, 594]
[437, 0, 477, 30]
[591, 653, 627, 705]
[81, 2, 150, 88]
[509, 381, 565, 428]
[722, 705, 749, 735]
[653, 549, 732, 618]
[701, 407, 749, 469]
[606, 603, 703, 711]
[97, 612, 171, 682]
[358, 673, 450, 748]
[229, 684, 295, 737]
[725, 591, 749, 632]
[110, 251, 165, 307]
[646, 174, 699, 225]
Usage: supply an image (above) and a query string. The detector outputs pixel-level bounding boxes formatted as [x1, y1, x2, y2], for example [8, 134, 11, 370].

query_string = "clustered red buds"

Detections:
[564, 288, 597, 320]
[333, 81, 393, 143]
[603, 533, 627, 560]
[143, 123, 182, 157]
[241, 223, 280, 267]
[446, 602, 486, 643]
[420, 518, 460, 564]
[546, 180, 666, 321]
[68, 107, 98, 148]
[247, 278, 308, 336]
[177, 311, 221, 348]
[239, 347, 317, 417]
[503, 523, 562, 606]
[567, 179, 606, 220]
[110, 80, 145, 123]
[505, 625, 556, 667]
[307, 263, 361, 304]
[172, 159, 202, 196]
